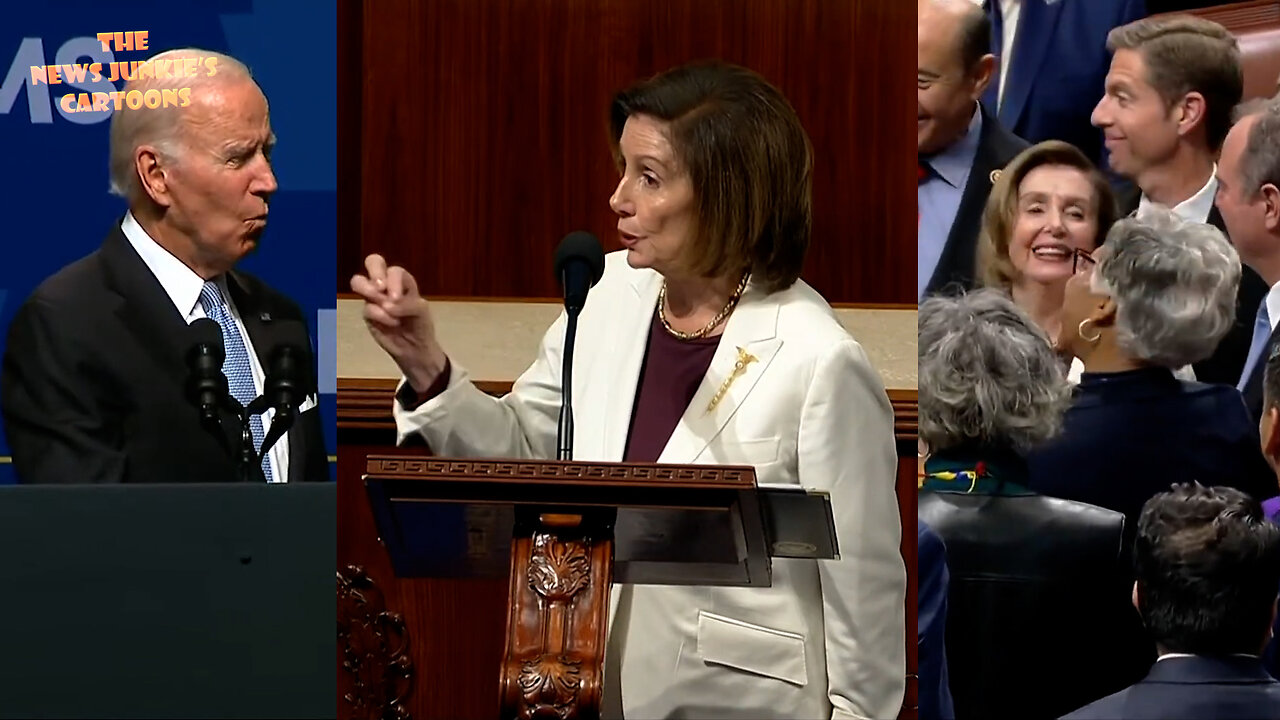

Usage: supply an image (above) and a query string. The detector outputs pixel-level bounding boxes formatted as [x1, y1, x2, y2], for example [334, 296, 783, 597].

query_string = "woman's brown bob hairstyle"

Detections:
[609, 61, 813, 294]
[977, 140, 1119, 291]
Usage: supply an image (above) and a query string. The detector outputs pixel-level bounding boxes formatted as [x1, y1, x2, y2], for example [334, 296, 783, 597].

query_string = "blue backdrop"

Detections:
[0, 0, 337, 483]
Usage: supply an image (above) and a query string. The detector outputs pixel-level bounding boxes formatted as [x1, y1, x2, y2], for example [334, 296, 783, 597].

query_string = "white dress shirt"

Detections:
[1137, 167, 1219, 224]
[120, 211, 289, 483]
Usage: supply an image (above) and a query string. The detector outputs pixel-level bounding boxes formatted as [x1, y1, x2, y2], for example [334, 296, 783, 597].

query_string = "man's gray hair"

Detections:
[1232, 97, 1280, 199]
[1091, 208, 1240, 368]
[918, 289, 1072, 453]
[107, 48, 253, 202]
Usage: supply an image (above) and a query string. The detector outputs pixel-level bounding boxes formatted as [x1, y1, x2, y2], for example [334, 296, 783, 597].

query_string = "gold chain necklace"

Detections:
[658, 273, 750, 340]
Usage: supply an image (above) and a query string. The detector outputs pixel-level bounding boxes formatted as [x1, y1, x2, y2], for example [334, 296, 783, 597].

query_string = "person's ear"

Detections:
[1092, 297, 1119, 329]
[1260, 183, 1280, 234]
[1175, 92, 1207, 141]
[970, 54, 996, 100]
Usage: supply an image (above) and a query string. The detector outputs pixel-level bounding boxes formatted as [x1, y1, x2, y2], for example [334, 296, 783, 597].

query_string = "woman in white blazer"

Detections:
[350, 61, 905, 720]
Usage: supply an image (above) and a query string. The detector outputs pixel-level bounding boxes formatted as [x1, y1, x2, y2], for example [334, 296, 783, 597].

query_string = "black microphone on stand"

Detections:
[553, 231, 605, 460]
[184, 319, 231, 460]
[257, 342, 306, 460]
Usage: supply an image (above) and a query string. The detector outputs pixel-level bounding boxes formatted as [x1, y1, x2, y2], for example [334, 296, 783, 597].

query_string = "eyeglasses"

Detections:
[1072, 248, 1096, 275]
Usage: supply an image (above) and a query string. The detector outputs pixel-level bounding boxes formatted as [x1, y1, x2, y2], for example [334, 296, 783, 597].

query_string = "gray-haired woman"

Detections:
[1029, 207, 1275, 529]
[917, 289, 1135, 720]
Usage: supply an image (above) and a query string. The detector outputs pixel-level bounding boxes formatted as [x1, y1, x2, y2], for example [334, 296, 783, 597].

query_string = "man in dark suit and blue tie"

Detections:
[0, 49, 328, 485]
[981, 0, 1146, 167]
[1064, 483, 1280, 720]
[1215, 98, 1280, 423]
[919, 0, 1028, 299]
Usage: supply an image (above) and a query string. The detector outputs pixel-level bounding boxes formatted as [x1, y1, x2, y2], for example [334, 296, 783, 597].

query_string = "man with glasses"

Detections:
[918, 0, 1027, 300]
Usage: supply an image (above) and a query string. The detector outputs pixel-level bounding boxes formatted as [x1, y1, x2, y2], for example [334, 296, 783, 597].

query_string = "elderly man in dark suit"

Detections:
[1064, 484, 1280, 719]
[0, 49, 327, 484]
[1216, 97, 1280, 422]
[918, 0, 1028, 299]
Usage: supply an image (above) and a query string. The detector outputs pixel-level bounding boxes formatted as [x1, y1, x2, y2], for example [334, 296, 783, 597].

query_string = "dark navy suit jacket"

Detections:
[1063, 655, 1280, 719]
[918, 521, 955, 720]
[1027, 368, 1275, 548]
[984, 0, 1146, 166]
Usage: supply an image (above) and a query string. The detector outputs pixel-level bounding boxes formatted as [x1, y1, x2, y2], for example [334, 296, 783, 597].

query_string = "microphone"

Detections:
[185, 318, 228, 426]
[554, 231, 606, 314]
[257, 342, 307, 460]
[552, 231, 605, 460]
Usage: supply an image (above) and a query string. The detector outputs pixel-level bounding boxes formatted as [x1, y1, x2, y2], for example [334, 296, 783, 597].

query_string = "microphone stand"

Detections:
[557, 308, 580, 461]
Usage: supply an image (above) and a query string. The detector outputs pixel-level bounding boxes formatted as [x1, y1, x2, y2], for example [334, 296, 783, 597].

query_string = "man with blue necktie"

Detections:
[978, 0, 1146, 167]
[0, 49, 327, 485]
[919, 0, 1028, 299]
[1214, 97, 1280, 423]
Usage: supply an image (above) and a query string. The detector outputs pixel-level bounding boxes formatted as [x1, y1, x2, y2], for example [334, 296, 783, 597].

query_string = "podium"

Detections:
[0, 483, 336, 720]
[362, 455, 839, 719]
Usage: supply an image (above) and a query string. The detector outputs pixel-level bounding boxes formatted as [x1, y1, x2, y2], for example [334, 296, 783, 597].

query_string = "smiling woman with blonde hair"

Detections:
[977, 140, 1118, 343]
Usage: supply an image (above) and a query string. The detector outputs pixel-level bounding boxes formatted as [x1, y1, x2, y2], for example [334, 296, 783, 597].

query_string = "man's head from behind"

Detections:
[109, 49, 277, 279]
[1134, 483, 1280, 657]
[1216, 99, 1280, 276]
[1092, 16, 1241, 182]
[917, 0, 994, 156]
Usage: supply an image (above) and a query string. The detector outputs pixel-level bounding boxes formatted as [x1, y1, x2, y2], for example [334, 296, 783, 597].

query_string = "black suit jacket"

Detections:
[1063, 656, 1280, 720]
[0, 224, 328, 484]
[1116, 187, 1270, 387]
[923, 107, 1029, 296]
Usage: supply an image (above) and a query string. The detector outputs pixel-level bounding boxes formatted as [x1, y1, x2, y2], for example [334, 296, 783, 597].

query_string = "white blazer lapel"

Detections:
[598, 269, 662, 461]
[657, 287, 782, 465]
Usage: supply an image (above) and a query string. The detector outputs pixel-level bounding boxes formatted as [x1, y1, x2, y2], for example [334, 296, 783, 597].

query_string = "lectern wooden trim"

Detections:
[363, 455, 790, 720]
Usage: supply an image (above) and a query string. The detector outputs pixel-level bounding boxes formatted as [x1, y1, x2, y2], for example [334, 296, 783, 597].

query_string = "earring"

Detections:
[1078, 318, 1101, 344]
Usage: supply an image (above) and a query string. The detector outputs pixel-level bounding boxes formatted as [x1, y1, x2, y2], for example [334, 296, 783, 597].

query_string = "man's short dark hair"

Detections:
[1134, 483, 1280, 655]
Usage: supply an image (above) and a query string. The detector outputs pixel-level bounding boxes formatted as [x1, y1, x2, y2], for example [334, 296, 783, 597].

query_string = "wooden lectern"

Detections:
[363, 455, 839, 720]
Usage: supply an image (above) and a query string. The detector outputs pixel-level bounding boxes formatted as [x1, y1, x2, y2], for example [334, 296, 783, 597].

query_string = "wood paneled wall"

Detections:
[336, 0, 916, 304]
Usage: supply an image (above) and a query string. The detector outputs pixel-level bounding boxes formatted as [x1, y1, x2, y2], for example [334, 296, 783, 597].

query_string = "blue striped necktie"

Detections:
[199, 280, 273, 483]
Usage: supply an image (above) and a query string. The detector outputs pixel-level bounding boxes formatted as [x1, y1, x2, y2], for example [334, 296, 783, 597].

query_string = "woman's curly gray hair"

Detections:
[1092, 207, 1240, 368]
[918, 289, 1073, 453]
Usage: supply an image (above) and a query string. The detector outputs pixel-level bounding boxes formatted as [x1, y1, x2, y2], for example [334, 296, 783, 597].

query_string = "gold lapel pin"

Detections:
[989, 169, 1002, 184]
[706, 346, 758, 413]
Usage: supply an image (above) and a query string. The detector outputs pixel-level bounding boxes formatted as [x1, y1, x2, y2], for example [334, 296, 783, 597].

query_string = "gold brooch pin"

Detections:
[707, 346, 758, 413]
[989, 169, 1002, 184]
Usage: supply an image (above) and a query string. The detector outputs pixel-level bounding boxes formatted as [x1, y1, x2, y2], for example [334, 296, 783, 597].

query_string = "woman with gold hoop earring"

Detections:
[1027, 207, 1274, 548]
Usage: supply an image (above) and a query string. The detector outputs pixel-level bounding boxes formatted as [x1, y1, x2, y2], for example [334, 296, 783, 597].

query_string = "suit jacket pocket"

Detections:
[695, 610, 808, 687]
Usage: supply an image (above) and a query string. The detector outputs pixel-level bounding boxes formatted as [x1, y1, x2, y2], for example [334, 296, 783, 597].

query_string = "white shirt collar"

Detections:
[1262, 279, 1280, 333]
[1157, 652, 1260, 662]
[120, 211, 211, 319]
[1137, 165, 1219, 224]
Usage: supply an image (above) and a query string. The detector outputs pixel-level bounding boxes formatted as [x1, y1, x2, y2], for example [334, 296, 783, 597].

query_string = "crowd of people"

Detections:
[919, 1, 1280, 717]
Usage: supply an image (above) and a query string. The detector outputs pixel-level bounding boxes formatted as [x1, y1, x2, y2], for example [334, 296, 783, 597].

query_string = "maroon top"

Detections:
[623, 313, 721, 463]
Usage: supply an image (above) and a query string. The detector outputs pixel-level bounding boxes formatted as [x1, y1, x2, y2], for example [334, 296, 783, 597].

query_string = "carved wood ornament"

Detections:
[338, 565, 415, 720]
[501, 512, 614, 720]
